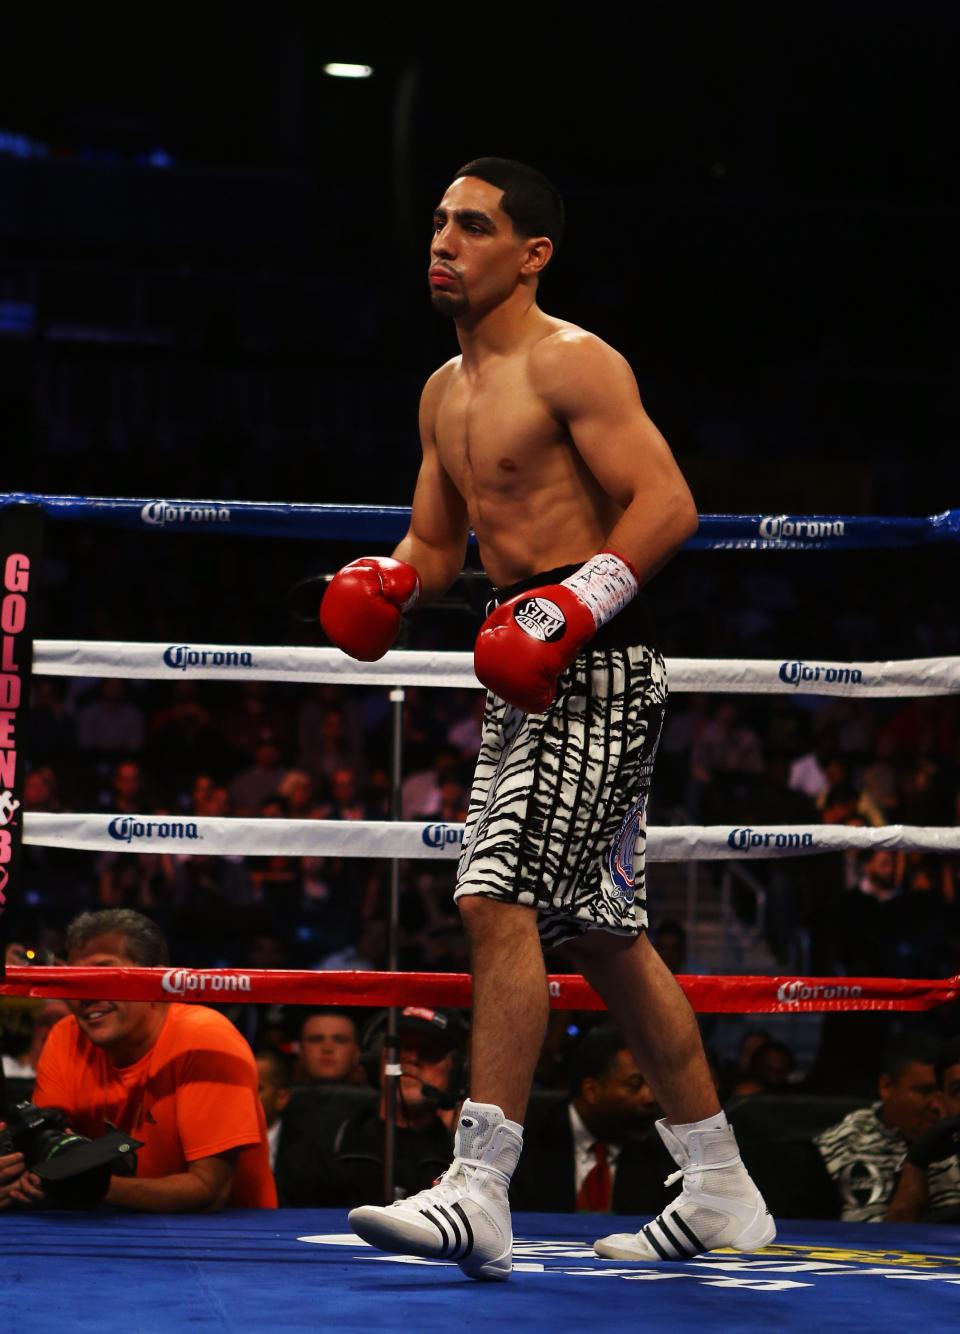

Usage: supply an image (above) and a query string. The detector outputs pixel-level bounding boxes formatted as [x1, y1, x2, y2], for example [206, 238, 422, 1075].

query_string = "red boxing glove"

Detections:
[320, 557, 421, 661]
[474, 552, 639, 713]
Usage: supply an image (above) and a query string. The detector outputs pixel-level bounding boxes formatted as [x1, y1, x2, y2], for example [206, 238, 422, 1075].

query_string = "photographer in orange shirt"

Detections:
[1, 909, 276, 1212]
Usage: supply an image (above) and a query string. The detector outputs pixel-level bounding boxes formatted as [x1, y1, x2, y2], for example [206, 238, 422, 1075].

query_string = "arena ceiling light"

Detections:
[323, 62, 374, 79]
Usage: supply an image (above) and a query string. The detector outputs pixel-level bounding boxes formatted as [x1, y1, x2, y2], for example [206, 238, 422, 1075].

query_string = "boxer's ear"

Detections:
[521, 235, 553, 277]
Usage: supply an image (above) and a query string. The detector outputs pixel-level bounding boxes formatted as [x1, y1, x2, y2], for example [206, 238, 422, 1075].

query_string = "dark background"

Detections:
[1, 0, 957, 517]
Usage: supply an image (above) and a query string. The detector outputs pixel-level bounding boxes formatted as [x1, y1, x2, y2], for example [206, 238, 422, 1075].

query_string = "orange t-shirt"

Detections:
[34, 1004, 277, 1208]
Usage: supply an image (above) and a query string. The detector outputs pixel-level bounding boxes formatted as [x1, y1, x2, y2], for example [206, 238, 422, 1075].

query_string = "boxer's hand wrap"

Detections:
[320, 556, 421, 661]
[474, 551, 639, 713]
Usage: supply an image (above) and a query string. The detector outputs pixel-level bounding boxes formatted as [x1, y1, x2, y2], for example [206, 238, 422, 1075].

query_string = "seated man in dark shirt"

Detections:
[276, 1006, 466, 1207]
[511, 1023, 675, 1214]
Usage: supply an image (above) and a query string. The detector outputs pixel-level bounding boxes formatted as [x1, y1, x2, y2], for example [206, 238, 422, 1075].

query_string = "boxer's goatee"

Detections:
[430, 290, 469, 318]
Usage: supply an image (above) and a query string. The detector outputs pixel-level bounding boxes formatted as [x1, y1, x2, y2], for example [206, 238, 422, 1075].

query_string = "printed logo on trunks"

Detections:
[513, 597, 566, 643]
[608, 797, 646, 902]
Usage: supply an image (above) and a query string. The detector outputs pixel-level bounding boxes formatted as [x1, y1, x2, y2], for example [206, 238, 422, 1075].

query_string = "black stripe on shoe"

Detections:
[641, 1224, 671, 1260]
[452, 1203, 475, 1259]
[657, 1214, 696, 1259]
[436, 1205, 464, 1257]
[421, 1208, 452, 1254]
[672, 1212, 708, 1256]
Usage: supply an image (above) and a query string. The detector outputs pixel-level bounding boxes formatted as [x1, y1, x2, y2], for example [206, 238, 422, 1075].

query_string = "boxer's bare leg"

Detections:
[562, 930, 719, 1124]
[458, 896, 549, 1124]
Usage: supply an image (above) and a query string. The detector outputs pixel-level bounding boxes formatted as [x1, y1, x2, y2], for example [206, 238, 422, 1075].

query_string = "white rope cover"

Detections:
[22, 813, 960, 860]
[31, 640, 960, 697]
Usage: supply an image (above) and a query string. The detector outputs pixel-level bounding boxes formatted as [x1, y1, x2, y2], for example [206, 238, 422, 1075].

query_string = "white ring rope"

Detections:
[32, 641, 960, 697]
[22, 813, 960, 860]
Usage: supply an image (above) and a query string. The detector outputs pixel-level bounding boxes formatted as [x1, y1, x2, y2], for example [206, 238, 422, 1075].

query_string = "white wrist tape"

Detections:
[561, 552, 639, 628]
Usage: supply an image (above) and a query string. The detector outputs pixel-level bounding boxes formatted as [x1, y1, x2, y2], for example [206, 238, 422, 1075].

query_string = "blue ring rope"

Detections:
[1, 492, 957, 551]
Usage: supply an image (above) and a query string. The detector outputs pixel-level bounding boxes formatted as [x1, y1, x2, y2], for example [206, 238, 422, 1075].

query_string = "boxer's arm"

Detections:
[532, 332, 698, 583]
[392, 368, 469, 603]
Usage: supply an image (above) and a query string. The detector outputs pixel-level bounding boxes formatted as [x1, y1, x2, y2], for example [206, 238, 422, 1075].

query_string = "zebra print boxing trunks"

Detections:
[455, 642, 668, 948]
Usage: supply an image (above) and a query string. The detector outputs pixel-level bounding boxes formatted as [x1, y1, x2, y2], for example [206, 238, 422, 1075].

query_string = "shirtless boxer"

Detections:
[321, 158, 774, 1279]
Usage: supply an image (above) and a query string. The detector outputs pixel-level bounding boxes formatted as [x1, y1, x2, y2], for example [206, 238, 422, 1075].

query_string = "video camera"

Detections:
[0, 1101, 143, 1207]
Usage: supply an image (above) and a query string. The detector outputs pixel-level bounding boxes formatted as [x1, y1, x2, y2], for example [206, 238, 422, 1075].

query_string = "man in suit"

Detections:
[511, 1024, 676, 1214]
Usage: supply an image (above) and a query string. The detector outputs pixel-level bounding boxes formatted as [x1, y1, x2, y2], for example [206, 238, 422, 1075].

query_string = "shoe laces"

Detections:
[663, 1154, 742, 1189]
[415, 1155, 511, 1205]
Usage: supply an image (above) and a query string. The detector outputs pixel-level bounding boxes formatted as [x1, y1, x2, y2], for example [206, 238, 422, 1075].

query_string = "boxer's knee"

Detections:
[458, 894, 538, 948]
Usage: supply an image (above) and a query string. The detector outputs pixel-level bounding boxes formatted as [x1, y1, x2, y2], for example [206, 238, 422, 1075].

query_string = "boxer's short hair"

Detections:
[455, 157, 565, 253]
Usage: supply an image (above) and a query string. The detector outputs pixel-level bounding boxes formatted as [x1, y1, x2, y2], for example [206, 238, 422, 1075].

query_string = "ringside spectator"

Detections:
[886, 1037, 960, 1222]
[295, 1010, 366, 1086]
[814, 1034, 942, 1221]
[512, 1024, 675, 1215]
[1, 909, 276, 1212]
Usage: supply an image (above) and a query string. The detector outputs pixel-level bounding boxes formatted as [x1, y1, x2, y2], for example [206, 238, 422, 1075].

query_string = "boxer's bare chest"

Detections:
[433, 356, 568, 507]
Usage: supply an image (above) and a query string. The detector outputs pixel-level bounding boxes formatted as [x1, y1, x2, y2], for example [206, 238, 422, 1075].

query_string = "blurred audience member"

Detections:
[22, 767, 62, 812]
[814, 1034, 942, 1221]
[651, 919, 687, 975]
[688, 702, 764, 817]
[841, 849, 910, 977]
[1, 1000, 71, 1079]
[146, 683, 232, 795]
[277, 1007, 464, 1207]
[77, 680, 145, 754]
[96, 849, 174, 911]
[402, 744, 462, 819]
[276, 769, 315, 818]
[255, 1048, 293, 1173]
[326, 767, 368, 822]
[730, 1040, 797, 1098]
[788, 735, 834, 802]
[721, 1029, 772, 1099]
[512, 1024, 674, 1214]
[446, 693, 485, 758]
[317, 917, 387, 972]
[229, 732, 288, 816]
[102, 759, 148, 815]
[295, 1010, 366, 1086]
[886, 1037, 960, 1222]
[221, 683, 291, 764]
[296, 685, 365, 780]
[27, 679, 76, 763]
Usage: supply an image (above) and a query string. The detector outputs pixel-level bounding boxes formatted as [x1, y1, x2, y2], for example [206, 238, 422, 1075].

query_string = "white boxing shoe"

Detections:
[595, 1115, 776, 1262]
[349, 1100, 522, 1281]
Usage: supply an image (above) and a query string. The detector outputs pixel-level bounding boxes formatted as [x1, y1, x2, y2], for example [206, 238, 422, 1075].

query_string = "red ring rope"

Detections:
[1, 966, 957, 1013]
